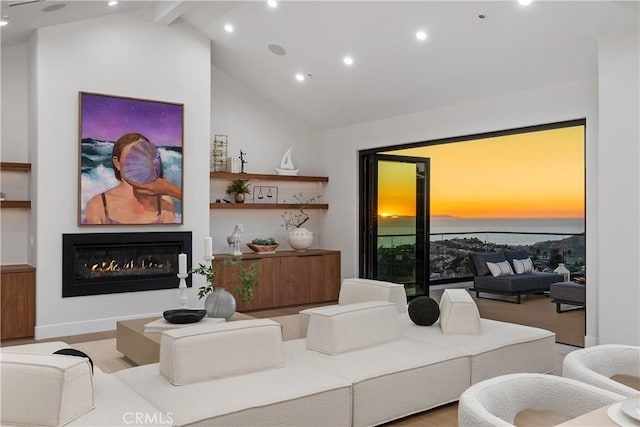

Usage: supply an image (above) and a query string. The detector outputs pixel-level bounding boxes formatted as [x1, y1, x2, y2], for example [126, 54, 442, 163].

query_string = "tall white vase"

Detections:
[554, 263, 571, 282]
[288, 227, 313, 251]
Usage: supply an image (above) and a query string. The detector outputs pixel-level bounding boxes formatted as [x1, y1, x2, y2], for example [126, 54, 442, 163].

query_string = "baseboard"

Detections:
[35, 312, 162, 339]
[584, 335, 599, 347]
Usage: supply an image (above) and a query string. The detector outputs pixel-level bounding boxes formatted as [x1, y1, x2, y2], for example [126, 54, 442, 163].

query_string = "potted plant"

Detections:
[226, 179, 251, 203]
[282, 193, 320, 251]
[191, 258, 259, 318]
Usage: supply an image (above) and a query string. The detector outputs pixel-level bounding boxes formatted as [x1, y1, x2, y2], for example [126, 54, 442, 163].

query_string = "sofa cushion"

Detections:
[504, 250, 530, 269]
[469, 252, 506, 276]
[1, 352, 94, 427]
[474, 272, 562, 293]
[160, 318, 282, 385]
[513, 257, 534, 274]
[306, 301, 400, 355]
[486, 261, 514, 277]
[338, 278, 408, 313]
[439, 289, 481, 335]
[550, 281, 586, 304]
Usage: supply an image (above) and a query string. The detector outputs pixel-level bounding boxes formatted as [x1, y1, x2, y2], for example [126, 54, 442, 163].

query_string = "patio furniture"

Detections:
[550, 281, 586, 312]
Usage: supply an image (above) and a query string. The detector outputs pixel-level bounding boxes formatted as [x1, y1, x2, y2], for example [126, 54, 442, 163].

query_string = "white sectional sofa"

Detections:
[1, 281, 557, 427]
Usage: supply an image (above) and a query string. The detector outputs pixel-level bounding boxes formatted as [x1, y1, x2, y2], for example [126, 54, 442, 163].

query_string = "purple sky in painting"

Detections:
[81, 93, 183, 147]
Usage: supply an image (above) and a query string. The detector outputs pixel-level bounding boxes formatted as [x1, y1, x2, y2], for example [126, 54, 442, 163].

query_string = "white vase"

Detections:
[553, 263, 571, 282]
[288, 227, 313, 251]
[204, 288, 236, 320]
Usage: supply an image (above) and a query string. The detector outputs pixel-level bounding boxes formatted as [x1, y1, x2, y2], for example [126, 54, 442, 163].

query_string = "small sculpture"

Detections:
[275, 147, 300, 176]
[239, 150, 247, 174]
[226, 224, 244, 256]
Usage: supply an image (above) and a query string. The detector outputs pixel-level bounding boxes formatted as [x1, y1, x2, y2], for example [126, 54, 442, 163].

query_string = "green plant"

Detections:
[281, 193, 320, 230]
[236, 261, 259, 305]
[252, 237, 277, 245]
[191, 263, 217, 299]
[226, 179, 251, 195]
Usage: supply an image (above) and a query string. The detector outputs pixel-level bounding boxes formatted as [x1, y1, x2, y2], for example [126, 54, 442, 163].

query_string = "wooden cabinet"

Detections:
[213, 250, 340, 311]
[1, 264, 35, 339]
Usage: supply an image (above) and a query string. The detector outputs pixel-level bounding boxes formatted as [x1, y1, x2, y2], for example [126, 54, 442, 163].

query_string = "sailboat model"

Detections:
[275, 148, 300, 175]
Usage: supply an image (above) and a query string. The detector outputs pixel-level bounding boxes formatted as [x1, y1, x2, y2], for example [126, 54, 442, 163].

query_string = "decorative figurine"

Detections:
[239, 150, 247, 174]
[226, 224, 244, 256]
[275, 147, 300, 175]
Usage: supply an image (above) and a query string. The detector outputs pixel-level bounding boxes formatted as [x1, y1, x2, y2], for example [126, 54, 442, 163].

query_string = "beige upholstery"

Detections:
[458, 373, 625, 427]
[1, 352, 95, 427]
[439, 289, 481, 335]
[563, 344, 640, 396]
[160, 318, 283, 385]
[306, 301, 400, 355]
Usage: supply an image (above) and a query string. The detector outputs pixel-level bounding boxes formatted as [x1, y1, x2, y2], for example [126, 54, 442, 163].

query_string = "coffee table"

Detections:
[116, 312, 254, 366]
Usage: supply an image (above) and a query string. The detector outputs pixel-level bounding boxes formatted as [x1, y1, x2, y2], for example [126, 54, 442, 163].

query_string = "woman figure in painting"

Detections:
[85, 132, 178, 224]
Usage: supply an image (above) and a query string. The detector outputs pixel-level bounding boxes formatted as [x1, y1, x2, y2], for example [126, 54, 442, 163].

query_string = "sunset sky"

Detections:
[379, 125, 585, 219]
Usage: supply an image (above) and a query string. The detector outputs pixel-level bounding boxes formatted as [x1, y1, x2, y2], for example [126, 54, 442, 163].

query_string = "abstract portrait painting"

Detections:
[79, 92, 184, 225]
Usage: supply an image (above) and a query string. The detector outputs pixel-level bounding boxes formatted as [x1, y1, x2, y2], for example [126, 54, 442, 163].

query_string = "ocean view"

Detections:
[378, 216, 585, 246]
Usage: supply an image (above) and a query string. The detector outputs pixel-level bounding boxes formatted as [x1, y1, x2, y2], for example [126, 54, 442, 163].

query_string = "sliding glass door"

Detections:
[360, 154, 429, 298]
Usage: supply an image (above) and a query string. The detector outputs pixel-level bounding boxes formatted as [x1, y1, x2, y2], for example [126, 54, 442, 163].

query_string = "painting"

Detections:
[78, 92, 184, 225]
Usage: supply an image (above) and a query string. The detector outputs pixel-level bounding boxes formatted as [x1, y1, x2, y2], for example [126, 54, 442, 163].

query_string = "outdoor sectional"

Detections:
[469, 250, 563, 303]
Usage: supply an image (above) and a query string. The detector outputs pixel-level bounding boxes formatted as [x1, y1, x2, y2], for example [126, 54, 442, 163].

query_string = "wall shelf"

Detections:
[210, 172, 328, 183]
[210, 203, 328, 210]
[0, 201, 31, 209]
[1, 162, 31, 172]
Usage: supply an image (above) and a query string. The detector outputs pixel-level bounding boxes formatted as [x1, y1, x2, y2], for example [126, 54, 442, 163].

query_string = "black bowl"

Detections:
[163, 309, 207, 324]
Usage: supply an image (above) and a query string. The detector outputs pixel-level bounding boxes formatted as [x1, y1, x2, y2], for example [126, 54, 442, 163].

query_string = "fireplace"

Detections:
[62, 232, 192, 297]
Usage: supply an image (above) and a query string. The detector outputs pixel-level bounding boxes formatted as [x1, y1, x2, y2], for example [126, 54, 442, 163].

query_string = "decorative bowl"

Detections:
[247, 243, 279, 253]
[163, 309, 206, 324]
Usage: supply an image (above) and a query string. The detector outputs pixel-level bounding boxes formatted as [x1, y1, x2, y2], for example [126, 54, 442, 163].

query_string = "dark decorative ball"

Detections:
[53, 348, 94, 374]
[408, 296, 440, 326]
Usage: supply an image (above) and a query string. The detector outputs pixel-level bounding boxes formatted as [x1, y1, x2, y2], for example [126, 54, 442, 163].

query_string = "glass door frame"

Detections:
[359, 152, 430, 298]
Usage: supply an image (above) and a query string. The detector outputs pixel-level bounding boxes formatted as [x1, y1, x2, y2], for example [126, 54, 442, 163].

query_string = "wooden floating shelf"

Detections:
[210, 203, 328, 210]
[210, 172, 328, 183]
[1, 162, 31, 172]
[0, 201, 31, 209]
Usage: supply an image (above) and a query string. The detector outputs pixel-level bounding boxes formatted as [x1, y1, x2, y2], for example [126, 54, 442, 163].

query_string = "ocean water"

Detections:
[80, 138, 183, 222]
[378, 216, 584, 246]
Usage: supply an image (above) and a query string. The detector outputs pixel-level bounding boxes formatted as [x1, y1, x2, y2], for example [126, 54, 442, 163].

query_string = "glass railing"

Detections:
[377, 231, 586, 285]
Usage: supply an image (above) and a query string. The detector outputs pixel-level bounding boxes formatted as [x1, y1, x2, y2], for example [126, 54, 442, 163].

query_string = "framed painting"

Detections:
[78, 92, 184, 225]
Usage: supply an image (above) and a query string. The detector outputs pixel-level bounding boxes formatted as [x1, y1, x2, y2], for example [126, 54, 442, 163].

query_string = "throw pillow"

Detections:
[408, 296, 440, 326]
[513, 257, 534, 274]
[486, 261, 513, 277]
[53, 348, 94, 374]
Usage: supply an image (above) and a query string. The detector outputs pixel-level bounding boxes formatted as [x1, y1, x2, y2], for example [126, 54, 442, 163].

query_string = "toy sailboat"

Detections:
[275, 148, 300, 175]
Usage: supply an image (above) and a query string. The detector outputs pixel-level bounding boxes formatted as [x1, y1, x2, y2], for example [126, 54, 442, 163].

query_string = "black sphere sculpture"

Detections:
[408, 296, 440, 326]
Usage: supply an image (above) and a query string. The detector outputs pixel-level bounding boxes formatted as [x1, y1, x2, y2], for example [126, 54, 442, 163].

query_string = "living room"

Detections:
[0, 1, 638, 425]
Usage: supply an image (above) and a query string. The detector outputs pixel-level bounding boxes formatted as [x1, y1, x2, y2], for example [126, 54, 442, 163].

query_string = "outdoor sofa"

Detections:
[469, 250, 563, 303]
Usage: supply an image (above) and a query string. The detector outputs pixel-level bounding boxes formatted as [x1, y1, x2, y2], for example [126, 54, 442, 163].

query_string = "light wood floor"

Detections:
[0, 290, 585, 426]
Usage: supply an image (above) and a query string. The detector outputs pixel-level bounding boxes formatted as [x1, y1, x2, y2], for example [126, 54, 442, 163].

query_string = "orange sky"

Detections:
[378, 125, 585, 219]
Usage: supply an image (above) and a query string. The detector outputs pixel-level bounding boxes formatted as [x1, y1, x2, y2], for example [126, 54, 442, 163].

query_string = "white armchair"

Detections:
[458, 373, 624, 427]
[563, 344, 640, 396]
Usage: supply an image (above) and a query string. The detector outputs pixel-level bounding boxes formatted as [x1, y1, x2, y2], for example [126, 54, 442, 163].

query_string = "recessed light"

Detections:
[224, 23, 234, 33]
[108, 1, 118, 6]
[518, 0, 532, 5]
[0, 18, 8, 27]
[295, 73, 305, 82]
[415, 30, 428, 41]
[267, 0, 278, 8]
[343, 56, 354, 66]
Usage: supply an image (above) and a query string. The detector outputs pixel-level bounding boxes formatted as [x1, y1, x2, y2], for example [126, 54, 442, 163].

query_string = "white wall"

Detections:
[31, 12, 211, 338]
[597, 30, 640, 346]
[210, 66, 323, 253]
[320, 79, 602, 342]
[1, 44, 31, 265]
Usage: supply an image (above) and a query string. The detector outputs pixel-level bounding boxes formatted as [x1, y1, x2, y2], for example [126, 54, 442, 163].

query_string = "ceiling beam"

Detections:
[153, 1, 194, 26]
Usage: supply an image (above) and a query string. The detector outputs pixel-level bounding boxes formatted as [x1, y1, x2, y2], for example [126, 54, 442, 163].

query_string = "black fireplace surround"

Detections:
[62, 232, 192, 297]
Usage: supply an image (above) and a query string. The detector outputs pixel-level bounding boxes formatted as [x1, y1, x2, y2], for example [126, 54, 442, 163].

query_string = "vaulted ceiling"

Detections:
[2, 1, 638, 130]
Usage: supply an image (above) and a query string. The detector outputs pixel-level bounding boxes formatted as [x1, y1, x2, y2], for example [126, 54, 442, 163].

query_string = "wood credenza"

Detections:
[1, 264, 35, 339]
[212, 249, 340, 311]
